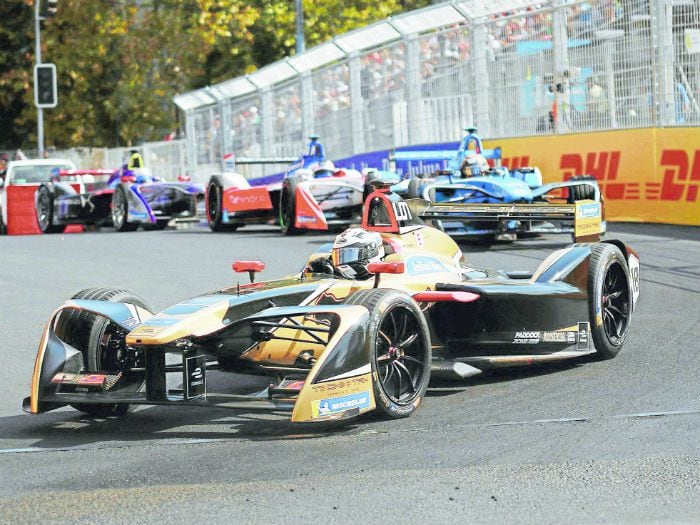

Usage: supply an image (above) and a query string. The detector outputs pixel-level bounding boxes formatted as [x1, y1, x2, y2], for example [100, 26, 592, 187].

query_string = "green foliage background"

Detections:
[0, 0, 430, 149]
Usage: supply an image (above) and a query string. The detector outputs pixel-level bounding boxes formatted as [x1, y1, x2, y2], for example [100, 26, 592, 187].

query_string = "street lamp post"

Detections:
[35, 0, 44, 157]
[295, 0, 305, 55]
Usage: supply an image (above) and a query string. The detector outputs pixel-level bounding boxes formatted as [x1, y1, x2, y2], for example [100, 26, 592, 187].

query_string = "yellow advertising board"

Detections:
[484, 127, 700, 226]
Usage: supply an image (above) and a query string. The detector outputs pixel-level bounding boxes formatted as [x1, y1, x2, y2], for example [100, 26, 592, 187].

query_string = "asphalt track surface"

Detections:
[1, 222, 699, 524]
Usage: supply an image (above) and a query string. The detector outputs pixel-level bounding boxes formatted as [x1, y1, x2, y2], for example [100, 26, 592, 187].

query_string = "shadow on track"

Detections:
[426, 358, 589, 397]
[0, 358, 592, 451]
[458, 240, 570, 254]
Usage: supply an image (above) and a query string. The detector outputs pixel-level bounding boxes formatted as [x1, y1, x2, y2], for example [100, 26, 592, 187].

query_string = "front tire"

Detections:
[279, 177, 303, 235]
[112, 185, 138, 232]
[344, 289, 431, 419]
[56, 287, 151, 416]
[36, 185, 66, 234]
[207, 177, 238, 232]
[588, 244, 632, 360]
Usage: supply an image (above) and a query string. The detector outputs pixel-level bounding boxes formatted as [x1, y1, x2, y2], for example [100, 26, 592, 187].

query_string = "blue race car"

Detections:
[35, 166, 203, 233]
[389, 128, 603, 242]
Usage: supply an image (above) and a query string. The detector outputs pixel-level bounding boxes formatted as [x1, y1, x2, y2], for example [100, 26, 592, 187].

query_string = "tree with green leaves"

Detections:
[0, 0, 431, 150]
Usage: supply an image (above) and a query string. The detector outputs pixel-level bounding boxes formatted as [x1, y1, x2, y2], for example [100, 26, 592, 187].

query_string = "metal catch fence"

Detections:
[55, 1, 700, 182]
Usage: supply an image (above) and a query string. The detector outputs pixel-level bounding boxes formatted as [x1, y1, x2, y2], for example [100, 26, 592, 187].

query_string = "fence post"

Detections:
[348, 51, 365, 154]
[219, 99, 232, 168]
[405, 34, 421, 146]
[300, 71, 314, 139]
[471, 21, 491, 136]
[260, 87, 274, 156]
[652, 0, 676, 126]
[184, 110, 197, 178]
[552, 1, 570, 133]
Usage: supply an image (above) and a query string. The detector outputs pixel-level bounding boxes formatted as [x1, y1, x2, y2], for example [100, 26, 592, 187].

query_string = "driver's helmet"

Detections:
[313, 160, 335, 179]
[331, 228, 385, 279]
[460, 153, 489, 178]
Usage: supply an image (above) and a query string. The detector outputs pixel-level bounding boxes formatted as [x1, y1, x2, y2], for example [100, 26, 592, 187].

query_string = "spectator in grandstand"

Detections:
[676, 81, 691, 124]
[586, 76, 608, 127]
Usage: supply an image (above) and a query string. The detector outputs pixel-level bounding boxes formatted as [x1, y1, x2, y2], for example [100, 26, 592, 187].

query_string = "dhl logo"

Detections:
[654, 150, 700, 202]
[558, 150, 700, 202]
[502, 156, 531, 170]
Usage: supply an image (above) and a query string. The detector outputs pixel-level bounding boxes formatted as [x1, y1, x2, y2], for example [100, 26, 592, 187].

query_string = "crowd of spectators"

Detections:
[209, 0, 696, 159]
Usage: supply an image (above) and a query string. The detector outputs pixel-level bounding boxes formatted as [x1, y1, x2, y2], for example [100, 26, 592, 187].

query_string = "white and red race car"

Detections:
[206, 152, 366, 235]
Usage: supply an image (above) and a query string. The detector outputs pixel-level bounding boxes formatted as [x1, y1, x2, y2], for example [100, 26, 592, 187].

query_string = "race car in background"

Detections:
[24, 178, 639, 424]
[206, 137, 365, 235]
[35, 166, 203, 233]
[390, 128, 603, 242]
[0, 158, 77, 235]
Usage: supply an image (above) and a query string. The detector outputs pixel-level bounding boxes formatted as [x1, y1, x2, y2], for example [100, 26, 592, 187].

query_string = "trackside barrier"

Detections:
[6, 186, 42, 235]
[243, 127, 699, 226]
[484, 127, 700, 226]
[5, 185, 83, 235]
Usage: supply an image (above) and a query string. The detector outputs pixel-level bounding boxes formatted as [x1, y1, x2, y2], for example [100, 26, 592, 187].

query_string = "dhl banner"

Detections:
[485, 127, 700, 226]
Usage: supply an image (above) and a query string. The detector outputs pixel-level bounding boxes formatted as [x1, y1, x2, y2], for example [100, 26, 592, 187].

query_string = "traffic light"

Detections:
[34, 63, 57, 108]
[40, 0, 58, 18]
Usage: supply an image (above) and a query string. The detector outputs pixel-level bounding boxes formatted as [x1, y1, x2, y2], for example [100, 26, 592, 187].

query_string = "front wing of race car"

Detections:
[24, 301, 376, 423]
[412, 182, 605, 241]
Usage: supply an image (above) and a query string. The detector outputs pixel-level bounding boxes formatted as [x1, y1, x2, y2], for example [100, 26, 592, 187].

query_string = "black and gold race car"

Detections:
[24, 184, 640, 423]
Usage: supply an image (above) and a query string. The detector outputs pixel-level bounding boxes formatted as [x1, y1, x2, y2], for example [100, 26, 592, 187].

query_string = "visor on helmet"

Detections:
[332, 242, 380, 266]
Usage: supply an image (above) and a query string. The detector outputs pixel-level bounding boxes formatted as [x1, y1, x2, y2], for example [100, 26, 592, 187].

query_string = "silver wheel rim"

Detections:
[113, 189, 126, 228]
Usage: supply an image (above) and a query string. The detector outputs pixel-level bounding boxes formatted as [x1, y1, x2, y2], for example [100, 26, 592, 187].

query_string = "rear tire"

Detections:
[568, 174, 597, 202]
[344, 289, 431, 419]
[363, 171, 380, 202]
[207, 177, 238, 232]
[406, 178, 423, 199]
[36, 185, 66, 234]
[279, 177, 303, 235]
[112, 185, 138, 232]
[588, 244, 632, 360]
[57, 288, 151, 416]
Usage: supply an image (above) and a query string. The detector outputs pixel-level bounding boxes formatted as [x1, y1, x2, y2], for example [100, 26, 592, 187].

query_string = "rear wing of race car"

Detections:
[231, 156, 299, 166]
[390, 147, 502, 163]
[53, 169, 115, 180]
[409, 198, 604, 242]
[389, 146, 503, 175]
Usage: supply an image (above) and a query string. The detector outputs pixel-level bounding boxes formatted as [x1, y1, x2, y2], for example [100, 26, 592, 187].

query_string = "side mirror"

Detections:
[232, 260, 265, 283]
[367, 262, 404, 274]
[367, 261, 404, 288]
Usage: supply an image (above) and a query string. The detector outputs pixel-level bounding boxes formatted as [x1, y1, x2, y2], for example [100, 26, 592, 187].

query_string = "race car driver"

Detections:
[307, 227, 385, 280]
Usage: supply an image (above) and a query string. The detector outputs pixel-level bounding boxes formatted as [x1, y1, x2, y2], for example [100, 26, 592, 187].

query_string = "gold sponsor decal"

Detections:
[310, 376, 369, 393]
